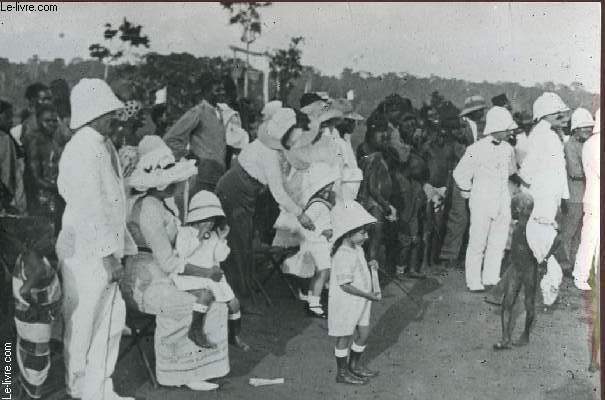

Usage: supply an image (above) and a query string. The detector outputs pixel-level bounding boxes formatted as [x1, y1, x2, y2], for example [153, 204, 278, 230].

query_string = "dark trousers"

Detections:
[440, 185, 469, 261]
[560, 201, 583, 267]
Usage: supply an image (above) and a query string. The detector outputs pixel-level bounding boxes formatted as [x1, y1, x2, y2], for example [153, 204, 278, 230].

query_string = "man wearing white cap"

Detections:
[56, 78, 135, 400]
[561, 108, 594, 270]
[573, 108, 600, 290]
[453, 106, 518, 292]
[519, 92, 570, 306]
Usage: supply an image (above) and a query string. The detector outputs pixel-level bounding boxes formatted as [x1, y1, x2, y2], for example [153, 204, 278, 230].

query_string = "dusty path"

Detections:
[38, 267, 599, 400]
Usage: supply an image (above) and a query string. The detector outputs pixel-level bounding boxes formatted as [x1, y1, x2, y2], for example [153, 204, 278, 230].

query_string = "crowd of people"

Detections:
[0, 72, 600, 398]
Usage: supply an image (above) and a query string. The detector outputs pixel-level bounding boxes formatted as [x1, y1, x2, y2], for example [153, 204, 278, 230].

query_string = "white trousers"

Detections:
[465, 204, 511, 290]
[526, 219, 562, 306]
[62, 257, 126, 400]
[573, 206, 600, 284]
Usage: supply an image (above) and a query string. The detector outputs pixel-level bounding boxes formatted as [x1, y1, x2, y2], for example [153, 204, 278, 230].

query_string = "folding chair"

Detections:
[118, 306, 158, 389]
[253, 244, 300, 306]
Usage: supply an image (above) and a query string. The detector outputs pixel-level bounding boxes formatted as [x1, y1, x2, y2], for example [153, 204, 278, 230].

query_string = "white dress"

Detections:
[328, 245, 372, 337]
[172, 227, 235, 303]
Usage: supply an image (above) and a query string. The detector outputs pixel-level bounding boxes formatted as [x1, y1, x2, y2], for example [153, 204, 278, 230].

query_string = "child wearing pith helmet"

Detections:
[328, 201, 381, 385]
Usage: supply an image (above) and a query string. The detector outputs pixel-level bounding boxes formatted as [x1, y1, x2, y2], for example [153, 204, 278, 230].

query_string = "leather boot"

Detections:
[349, 349, 379, 378]
[188, 311, 214, 348]
[228, 318, 251, 351]
[335, 356, 367, 385]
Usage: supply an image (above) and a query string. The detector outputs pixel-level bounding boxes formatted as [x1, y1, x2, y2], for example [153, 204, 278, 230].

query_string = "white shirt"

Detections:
[57, 126, 135, 260]
[519, 120, 569, 223]
[463, 117, 479, 142]
[453, 136, 516, 218]
[237, 139, 302, 216]
[582, 133, 600, 208]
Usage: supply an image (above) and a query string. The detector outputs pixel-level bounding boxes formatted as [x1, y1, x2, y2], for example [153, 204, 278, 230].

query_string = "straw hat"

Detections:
[329, 98, 364, 121]
[459, 95, 487, 117]
[257, 107, 296, 150]
[289, 100, 343, 148]
[300, 162, 340, 206]
[185, 190, 225, 224]
[126, 136, 197, 191]
[483, 106, 518, 136]
[331, 201, 376, 243]
[69, 78, 124, 129]
[532, 92, 569, 121]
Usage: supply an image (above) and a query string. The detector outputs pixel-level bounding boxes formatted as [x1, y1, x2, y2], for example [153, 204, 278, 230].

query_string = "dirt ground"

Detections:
[35, 265, 600, 400]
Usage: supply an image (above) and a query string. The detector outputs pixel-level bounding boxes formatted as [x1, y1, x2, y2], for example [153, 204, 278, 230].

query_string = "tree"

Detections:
[89, 18, 150, 80]
[221, 1, 271, 97]
[269, 36, 304, 105]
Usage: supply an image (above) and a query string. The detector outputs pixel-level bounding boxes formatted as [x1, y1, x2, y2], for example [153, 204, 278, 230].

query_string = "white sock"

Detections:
[351, 342, 366, 352]
[192, 303, 208, 313]
[308, 295, 321, 307]
[334, 347, 349, 358]
[228, 311, 241, 320]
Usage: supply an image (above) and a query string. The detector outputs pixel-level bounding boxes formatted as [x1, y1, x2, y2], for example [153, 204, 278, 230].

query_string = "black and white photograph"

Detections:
[0, 2, 601, 399]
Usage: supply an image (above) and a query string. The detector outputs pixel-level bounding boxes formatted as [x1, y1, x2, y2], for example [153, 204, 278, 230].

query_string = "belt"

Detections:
[138, 246, 152, 254]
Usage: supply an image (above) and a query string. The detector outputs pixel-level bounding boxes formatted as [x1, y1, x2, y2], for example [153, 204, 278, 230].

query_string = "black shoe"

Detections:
[336, 368, 368, 385]
[306, 305, 327, 319]
[349, 350, 379, 378]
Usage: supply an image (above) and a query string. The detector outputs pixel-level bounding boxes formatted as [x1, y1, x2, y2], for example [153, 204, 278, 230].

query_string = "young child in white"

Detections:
[282, 163, 338, 318]
[173, 190, 249, 351]
[328, 201, 381, 385]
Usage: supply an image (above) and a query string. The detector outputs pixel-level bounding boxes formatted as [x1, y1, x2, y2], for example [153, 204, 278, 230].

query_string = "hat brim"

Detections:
[288, 119, 322, 149]
[344, 112, 364, 121]
[459, 105, 486, 117]
[127, 159, 197, 191]
[185, 205, 225, 224]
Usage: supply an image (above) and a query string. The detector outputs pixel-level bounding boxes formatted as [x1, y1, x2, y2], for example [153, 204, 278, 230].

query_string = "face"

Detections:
[191, 220, 214, 240]
[544, 111, 570, 130]
[209, 83, 226, 105]
[91, 111, 120, 137]
[490, 130, 512, 143]
[468, 108, 486, 122]
[574, 126, 594, 142]
[38, 110, 58, 135]
[349, 227, 369, 246]
[36, 90, 53, 107]
[370, 129, 388, 149]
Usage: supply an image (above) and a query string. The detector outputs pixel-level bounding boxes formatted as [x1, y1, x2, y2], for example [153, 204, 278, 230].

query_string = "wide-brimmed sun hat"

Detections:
[300, 162, 340, 206]
[126, 135, 197, 191]
[257, 107, 297, 150]
[185, 190, 225, 224]
[570, 108, 595, 131]
[329, 98, 364, 121]
[69, 78, 124, 129]
[331, 201, 377, 244]
[459, 95, 487, 117]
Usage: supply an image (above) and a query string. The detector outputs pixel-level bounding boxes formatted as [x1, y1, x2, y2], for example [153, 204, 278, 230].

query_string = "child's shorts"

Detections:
[171, 274, 235, 303]
[328, 299, 371, 337]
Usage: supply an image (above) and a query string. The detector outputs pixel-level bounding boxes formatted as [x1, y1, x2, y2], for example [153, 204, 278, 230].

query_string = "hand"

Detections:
[368, 260, 379, 271]
[209, 266, 224, 282]
[297, 212, 316, 231]
[386, 205, 397, 222]
[321, 229, 333, 240]
[367, 291, 381, 302]
[103, 255, 124, 283]
[217, 224, 230, 240]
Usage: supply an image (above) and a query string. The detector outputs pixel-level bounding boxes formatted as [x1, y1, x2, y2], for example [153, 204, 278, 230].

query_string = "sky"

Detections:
[0, 2, 601, 92]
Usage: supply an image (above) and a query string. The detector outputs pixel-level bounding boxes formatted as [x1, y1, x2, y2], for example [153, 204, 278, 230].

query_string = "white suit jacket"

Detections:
[57, 126, 136, 261]
[453, 137, 516, 218]
[519, 120, 569, 223]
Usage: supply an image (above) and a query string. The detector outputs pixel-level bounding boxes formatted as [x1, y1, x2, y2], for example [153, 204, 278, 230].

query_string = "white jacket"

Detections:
[453, 137, 516, 218]
[519, 120, 569, 223]
[57, 127, 135, 260]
